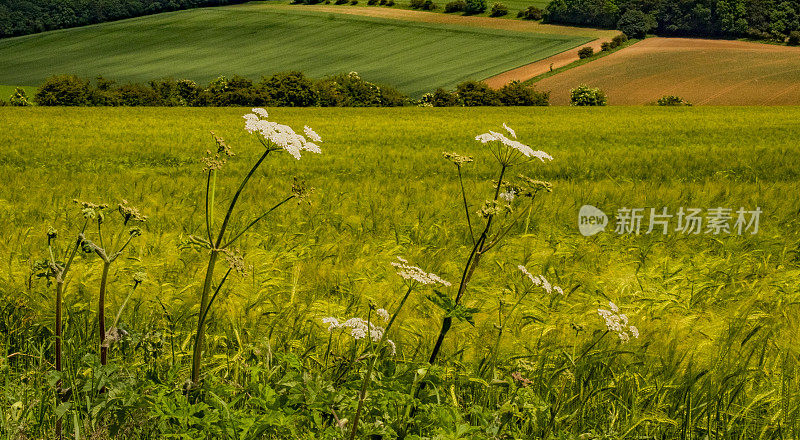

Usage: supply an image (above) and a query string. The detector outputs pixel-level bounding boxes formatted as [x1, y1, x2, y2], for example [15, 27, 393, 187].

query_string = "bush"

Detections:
[409, 0, 424, 8]
[570, 85, 607, 106]
[35, 75, 90, 106]
[421, 0, 436, 10]
[498, 80, 549, 106]
[456, 80, 500, 106]
[617, 9, 652, 39]
[789, 31, 800, 46]
[350, 0, 358, 5]
[517, 5, 543, 20]
[9, 87, 32, 106]
[431, 88, 459, 106]
[490, 2, 508, 16]
[611, 33, 628, 46]
[0, 99, 7, 106]
[657, 95, 691, 106]
[463, 0, 486, 14]
[262, 71, 317, 107]
[368, 0, 378, 4]
[116, 82, 161, 106]
[601, 42, 613, 51]
[334, 0, 348, 4]
[445, 0, 466, 13]
[577, 46, 594, 58]
[385, 0, 394, 5]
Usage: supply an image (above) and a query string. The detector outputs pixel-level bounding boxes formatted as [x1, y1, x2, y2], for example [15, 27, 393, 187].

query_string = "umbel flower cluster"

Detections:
[391, 257, 452, 286]
[518, 265, 564, 295]
[243, 108, 322, 159]
[322, 310, 396, 355]
[474, 123, 553, 166]
[597, 301, 640, 343]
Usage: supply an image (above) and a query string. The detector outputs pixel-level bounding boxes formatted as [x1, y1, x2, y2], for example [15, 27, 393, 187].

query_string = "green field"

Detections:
[1, 106, 799, 438]
[0, 4, 587, 97]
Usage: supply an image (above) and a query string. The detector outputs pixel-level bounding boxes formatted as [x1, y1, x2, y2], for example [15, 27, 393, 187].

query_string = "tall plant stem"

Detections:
[191, 149, 270, 386]
[457, 167, 475, 245]
[98, 262, 110, 365]
[191, 249, 219, 385]
[349, 285, 413, 440]
[429, 165, 506, 365]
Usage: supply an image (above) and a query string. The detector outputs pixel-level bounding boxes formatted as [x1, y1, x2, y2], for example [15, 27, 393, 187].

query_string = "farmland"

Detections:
[1, 106, 799, 438]
[534, 38, 800, 105]
[0, 4, 591, 97]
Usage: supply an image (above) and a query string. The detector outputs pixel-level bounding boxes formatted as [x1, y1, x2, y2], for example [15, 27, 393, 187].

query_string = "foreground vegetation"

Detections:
[0, 106, 799, 439]
[0, 4, 588, 97]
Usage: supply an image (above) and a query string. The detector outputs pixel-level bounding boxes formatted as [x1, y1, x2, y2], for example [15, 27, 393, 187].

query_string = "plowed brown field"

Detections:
[533, 38, 800, 105]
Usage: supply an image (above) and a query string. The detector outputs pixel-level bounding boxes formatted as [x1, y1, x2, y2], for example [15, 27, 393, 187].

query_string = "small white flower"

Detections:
[499, 190, 516, 202]
[391, 257, 451, 286]
[629, 325, 639, 339]
[252, 108, 269, 118]
[385, 339, 397, 356]
[503, 122, 517, 139]
[376, 308, 390, 322]
[304, 126, 322, 143]
[243, 110, 322, 160]
[322, 317, 340, 331]
[597, 302, 637, 343]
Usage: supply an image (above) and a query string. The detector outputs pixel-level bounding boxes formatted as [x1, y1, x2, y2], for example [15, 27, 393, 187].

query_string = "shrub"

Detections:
[611, 33, 628, 46]
[490, 2, 508, 16]
[517, 5, 543, 20]
[9, 87, 32, 106]
[35, 75, 91, 106]
[657, 95, 691, 106]
[0, 99, 7, 106]
[456, 80, 500, 106]
[116, 82, 161, 106]
[421, 0, 436, 10]
[617, 9, 652, 39]
[262, 71, 317, 107]
[335, 0, 348, 4]
[409, 0, 424, 8]
[350, 0, 358, 5]
[368, 0, 378, 4]
[385, 0, 394, 5]
[601, 42, 613, 51]
[431, 88, 459, 106]
[498, 80, 549, 106]
[445, 0, 466, 13]
[578, 46, 594, 58]
[789, 31, 800, 46]
[463, 0, 486, 14]
[570, 84, 607, 106]
[176, 79, 201, 106]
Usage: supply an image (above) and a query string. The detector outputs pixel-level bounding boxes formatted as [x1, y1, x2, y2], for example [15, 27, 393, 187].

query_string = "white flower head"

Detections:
[503, 122, 517, 139]
[243, 110, 322, 160]
[376, 308, 390, 322]
[499, 190, 516, 202]
[475, 126, 552, 166]
[391, 257, 451, 286]
[322, 317, 340, 331]
[518, 265, 562, 295]
[304, 126, 322, 143]
[597, 302, 638, 343]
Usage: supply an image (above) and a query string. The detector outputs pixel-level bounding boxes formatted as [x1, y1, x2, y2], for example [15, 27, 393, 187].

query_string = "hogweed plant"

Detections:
[320, 257, 451, 440]
[76, 199, 146, 365]
[189, 108, 322, 387]
[429, 124, 554, 364]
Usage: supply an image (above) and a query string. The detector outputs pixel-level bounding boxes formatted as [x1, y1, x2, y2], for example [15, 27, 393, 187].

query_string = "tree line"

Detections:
[544, 0, 799, 41]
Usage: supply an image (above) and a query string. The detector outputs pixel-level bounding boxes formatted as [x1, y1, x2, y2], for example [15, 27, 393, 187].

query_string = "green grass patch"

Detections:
[0, 5, 587, 97]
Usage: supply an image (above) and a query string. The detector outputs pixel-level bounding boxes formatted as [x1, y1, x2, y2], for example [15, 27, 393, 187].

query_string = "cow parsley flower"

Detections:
[475, 125, 552, 166]
[321, 314, 396, 356]
[499, 190, 516, 202]
[391, 257, 451, 286]
[518, 265, 563, 295]
[502, 122, 516, 139]
[243, 110, 322, 160]
[597, 301, 639, 343]
[376, 308, 390, 322]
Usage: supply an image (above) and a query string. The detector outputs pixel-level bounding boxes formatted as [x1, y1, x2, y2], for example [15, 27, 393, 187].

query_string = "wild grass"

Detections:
[0, 106, 799, 439]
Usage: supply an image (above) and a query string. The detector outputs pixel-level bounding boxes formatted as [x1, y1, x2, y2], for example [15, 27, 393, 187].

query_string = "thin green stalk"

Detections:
[457, 167, 475, 245]
[98, 262, 110, 366]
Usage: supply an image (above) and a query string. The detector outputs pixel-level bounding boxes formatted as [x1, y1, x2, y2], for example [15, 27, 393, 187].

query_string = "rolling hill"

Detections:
[0, 4, 590, 97]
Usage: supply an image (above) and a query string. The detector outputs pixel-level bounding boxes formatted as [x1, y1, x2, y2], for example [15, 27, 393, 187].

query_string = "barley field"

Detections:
[1, 106, 799, 439]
